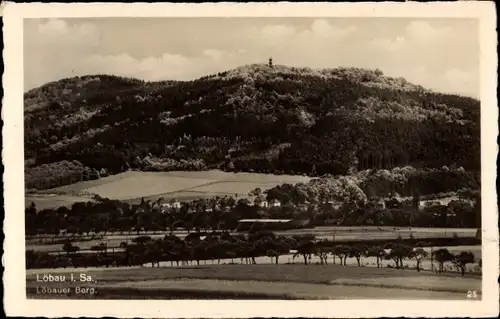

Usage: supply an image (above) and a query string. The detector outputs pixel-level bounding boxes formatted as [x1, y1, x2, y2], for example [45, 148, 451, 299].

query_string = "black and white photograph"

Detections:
[3, 2, 498, 318]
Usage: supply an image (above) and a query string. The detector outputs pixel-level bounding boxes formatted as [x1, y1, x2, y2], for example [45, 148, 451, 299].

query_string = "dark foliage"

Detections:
[24, 65, 480, 189]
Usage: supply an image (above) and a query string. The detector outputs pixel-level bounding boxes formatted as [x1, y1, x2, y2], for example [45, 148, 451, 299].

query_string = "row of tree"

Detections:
[27, 231, 478, 277]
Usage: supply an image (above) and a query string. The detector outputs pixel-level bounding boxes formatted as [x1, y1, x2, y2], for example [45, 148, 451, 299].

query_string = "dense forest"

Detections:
[24, 64, 480, 190]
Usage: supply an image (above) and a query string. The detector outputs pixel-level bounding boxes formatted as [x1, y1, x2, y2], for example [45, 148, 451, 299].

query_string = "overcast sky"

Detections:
[24, 18, 479, 98]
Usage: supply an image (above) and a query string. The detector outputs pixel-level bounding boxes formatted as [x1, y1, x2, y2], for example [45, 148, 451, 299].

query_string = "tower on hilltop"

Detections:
[268, 57, 273, 68]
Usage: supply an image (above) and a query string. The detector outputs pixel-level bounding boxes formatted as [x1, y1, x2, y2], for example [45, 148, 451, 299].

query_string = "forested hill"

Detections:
[24, 64, 480, 189]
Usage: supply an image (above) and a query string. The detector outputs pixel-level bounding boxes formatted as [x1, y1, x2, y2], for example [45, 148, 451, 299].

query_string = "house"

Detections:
[418, 196, 472, 209]
[269, 199, 281, 208]
[259, 201, 269, 208]
[254, 196, 268, 208]
[170, 201, 181, 209]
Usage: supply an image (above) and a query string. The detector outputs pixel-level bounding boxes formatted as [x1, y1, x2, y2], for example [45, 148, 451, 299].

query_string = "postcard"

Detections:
[2, 1, 498, 317]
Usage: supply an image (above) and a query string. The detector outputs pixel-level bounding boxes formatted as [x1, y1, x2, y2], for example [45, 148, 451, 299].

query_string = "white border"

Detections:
[3, 2, 499, 318]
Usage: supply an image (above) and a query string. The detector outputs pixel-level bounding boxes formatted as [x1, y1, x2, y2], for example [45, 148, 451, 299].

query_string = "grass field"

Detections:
[26, 170, 312, 209]
[26, 264, 481, 300]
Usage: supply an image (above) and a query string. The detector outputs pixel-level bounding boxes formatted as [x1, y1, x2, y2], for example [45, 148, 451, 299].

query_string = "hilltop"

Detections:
[24, 64, 480, 190]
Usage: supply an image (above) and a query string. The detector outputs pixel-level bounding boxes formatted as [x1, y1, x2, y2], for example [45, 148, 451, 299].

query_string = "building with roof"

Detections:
[269, 199, 281, 207]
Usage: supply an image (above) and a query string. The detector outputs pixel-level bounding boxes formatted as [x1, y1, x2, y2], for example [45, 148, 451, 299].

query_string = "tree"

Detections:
[366, 246, 386, 268]
[266, 249, 279, 264]
[314, 246, 330, 265]
[349, 244, 367, 267]
[433, 248, 454, 273]
[453, 251, 475, 276]
[227, 251, 237, 264]
[409, 248, 428, 272]
[295, 239, 315, 265]
[192, 241, 208, 266]
[387, 244, 413, 269]
[332, 245, 350, 266]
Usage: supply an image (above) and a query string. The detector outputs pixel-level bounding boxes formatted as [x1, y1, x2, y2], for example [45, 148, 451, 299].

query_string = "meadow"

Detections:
[26, 264, 480, 300]
[26, 170, 312, 209]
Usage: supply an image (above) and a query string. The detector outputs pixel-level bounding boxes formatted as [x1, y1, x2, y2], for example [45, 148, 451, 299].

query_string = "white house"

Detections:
[269, 199, 281, 208]
[254, 196, 269, 208]
[419, 196, 474, 209]
[171, 201, 181, 209]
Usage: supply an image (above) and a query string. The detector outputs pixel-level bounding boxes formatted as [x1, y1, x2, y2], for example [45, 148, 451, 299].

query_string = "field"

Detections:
[26, 170, 312, 209]
[26, 264, 481, 299]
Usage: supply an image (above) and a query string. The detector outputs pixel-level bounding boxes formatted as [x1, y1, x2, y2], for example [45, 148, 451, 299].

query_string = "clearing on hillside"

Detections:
[26, 170, 312, 208]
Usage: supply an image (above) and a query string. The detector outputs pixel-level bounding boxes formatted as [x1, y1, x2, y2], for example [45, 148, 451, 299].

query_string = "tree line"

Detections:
[25, 160, 107, 190]
[27, 231, 478, 277]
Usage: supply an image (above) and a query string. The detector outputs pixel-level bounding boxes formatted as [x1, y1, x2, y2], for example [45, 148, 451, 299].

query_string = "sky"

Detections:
[24, 18, 479, 97]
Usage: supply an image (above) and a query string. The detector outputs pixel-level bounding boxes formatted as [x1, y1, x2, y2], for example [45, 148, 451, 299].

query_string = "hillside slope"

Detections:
[24, 64, 480, 189]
